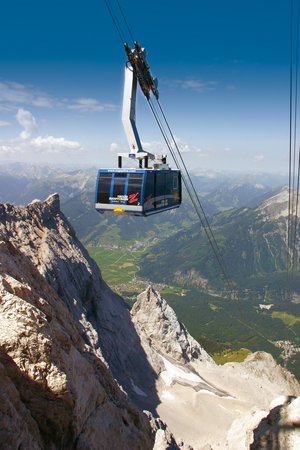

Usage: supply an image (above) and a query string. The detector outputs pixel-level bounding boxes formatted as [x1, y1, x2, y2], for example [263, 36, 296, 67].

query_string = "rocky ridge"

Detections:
[131, 288, 300, 449]
[256, 187, 293, 220]
[132, 286, 213, 367]
[0, 195, 169, 449]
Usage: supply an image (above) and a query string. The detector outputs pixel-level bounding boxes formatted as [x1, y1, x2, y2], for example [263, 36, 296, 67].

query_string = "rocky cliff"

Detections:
[0, 195, 166, 449]
[131, 288, 300, 449]
[0, 194, 299, 450]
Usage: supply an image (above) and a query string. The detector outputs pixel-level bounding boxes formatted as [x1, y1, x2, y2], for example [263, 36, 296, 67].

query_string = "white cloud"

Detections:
[0, 145, 14, 154]
[110, 142, 119, 152]
[16, 108, 37, 139]
[0, 81, 55, 110]
[31, 135, 83, 153]
[0, 81, 31, 104]
[0, 80, 116, 114]
[68, 97, 116, 113]
[170, 79, 217, 93]
[32, 96, 55, 107]
[141, 137, 204, 156]
[0, 106, 84, 159]
[0, 120, 10, 127]
[142, 140, 165, 153]
[254, 153, 265, 162]
[172, 140, 191, 153]
[171, 136, 203, 154]
[0, 134, 83, 157]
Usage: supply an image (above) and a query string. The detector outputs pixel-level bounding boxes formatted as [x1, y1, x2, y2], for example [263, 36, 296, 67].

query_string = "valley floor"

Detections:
[87, 245, 300, 382]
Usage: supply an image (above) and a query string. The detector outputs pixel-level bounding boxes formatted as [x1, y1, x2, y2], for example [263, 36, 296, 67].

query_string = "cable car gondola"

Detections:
[95, 41, 182, 216]
[95, 168, 181, 216]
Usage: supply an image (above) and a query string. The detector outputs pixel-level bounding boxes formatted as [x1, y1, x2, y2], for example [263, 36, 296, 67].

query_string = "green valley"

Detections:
[82, 184, 300, 380]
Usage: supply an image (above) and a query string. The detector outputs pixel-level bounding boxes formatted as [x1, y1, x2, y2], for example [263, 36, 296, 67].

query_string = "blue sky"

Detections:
[0, 0, 294, 172]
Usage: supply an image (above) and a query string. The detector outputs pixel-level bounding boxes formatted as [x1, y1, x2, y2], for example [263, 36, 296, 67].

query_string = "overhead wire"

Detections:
[115, 0, 135, 45]
[155, 98, 235, 294]
[291, 0, 300, 274]
[134, 46, 236, 295]
[103, 0, 127, 45]
[148, 97, 234, 295]
[287, 0, 300, 292]
[287, 0, 294, 291]
[292, 147, 300, 271]
[103, 0, 236, 297]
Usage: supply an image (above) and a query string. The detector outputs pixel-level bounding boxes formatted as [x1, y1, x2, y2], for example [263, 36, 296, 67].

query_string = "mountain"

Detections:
[0, 163, 287, 249]
[138, 187, 300, 294]
[0, 163, 95, 205]
[227, 396, 300, 449]
[203, 175, 275, 210]
[131, 288, 300, 448]
[257, 187, 294, 219]
[0, 195, 157, 449]
[1, 195, 299, 449]
[136, 187, 300, 380]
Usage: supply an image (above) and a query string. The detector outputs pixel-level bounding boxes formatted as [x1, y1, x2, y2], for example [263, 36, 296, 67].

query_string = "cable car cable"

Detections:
[287, 0, 296, 295]
[154, 98, 235, 293]
[291, 0, 300, 275]
[292, 0, 300, 202]
[287, 0, 294, 285]
[148, 97, 235, 295]
[291, 0, 300, 267]
[292, 147, 300, 271]
[103, 0, 235, 296]
[115, 0, 135, 45]
[287, 0, 300, 293]
[103, 0, 127, 44]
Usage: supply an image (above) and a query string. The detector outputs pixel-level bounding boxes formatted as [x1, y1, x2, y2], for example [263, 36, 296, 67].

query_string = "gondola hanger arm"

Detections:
[119, 42, 169, 169]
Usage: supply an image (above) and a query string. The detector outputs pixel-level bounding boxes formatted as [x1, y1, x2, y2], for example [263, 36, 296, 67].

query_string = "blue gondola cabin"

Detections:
[95, 168, 181, 216]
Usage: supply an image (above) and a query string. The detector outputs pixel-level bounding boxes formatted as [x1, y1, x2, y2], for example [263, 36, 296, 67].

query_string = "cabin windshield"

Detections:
[111, 177, 127, 204]
[97, 173, 112, 203]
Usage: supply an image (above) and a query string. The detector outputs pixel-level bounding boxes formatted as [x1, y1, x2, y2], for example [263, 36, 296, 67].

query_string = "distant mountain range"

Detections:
[0, 162, 95, 205]
[139, 187, 300, 297]
[1, 162, 297, 299]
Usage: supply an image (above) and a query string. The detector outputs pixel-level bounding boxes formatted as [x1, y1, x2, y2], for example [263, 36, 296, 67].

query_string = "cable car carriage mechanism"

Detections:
[95, 42, 182, 216]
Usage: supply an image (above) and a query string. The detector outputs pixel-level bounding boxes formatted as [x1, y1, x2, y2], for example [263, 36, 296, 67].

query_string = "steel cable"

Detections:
[287, 0, 300, 293]
[147, 98, 234, 296]
[103, 0, 236, 297]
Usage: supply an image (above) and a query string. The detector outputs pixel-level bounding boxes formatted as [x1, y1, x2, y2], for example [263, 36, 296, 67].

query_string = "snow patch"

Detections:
[161, 390, 175, 401]
[259, 304, 273, 310]
[160, 356, 202, 387]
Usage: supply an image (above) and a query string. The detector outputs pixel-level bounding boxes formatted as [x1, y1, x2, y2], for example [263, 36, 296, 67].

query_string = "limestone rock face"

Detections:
[256, 187, 291, 220]
[250, 396, 300, 450]
[0, 196, 155, 449]
[226, 395, 300, 450]
[0, 195, 160, 411]
[1, 193, 300, 450]
[131, 287, 300, 450]
[132, 287, 213, 367]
